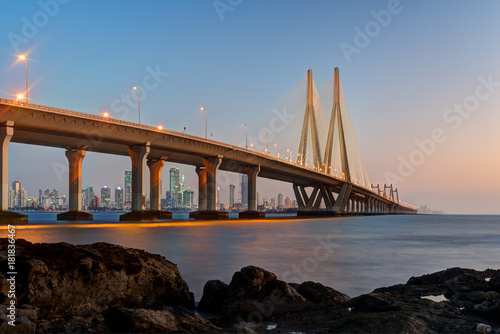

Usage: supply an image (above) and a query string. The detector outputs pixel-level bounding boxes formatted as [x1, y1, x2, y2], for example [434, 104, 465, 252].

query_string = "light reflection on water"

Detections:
[13, 213, 500, 301]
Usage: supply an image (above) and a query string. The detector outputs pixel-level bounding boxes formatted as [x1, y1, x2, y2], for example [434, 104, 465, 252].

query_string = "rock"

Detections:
[0, 238, 196, 333]
[0, 304, 37, 334]
[198, 279, 229, 313]
[225, 266, 277, 302]
[222, 266, 311, 325]
[104, 306, 218, 333]
[295, 281, 350, 304]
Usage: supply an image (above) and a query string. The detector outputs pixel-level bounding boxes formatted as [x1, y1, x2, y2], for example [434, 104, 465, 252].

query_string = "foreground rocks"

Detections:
[0, 239, 209, 333]
[1, 238, 499, 333]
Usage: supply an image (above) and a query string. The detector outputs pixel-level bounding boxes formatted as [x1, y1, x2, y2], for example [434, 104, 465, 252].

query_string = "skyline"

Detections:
[1, 1, 500, 214]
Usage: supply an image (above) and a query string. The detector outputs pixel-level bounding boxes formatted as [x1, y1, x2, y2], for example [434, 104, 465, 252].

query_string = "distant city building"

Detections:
[285, 196, 292, 209]
[115, 186, 123, 207]
[124, 171, 132, 207]
[12, 181, 20, 207]
[240, 174, 248, 207]
[85, 186, 94, 208]
[278, 193, 283, 207]
[101, 186, 111, 207]
[229, 184, 235, 208]
[90, 195, 100, 209]
[165, 191, 172, 209]
[169, 166, 180, 208]
[183, 189, 194, 209]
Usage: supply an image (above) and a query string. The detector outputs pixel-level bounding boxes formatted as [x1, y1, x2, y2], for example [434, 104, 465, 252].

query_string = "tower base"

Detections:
[57, 211, 93, 221]
[0, 211, 29, 224]
[238, 210, 265, 219]
[189, 210, 229, 220]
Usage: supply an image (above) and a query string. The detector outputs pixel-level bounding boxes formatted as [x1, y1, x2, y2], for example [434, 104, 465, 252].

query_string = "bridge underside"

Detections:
[0, 101, 417, 222]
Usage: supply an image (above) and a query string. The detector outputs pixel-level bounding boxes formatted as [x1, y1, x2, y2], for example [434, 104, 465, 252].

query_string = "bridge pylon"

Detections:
[296, 69, 322, 169]
[324, 67, 350, 182]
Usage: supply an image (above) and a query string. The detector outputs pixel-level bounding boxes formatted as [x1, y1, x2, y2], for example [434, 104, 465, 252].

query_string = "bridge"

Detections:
[0, 67, 417, 223]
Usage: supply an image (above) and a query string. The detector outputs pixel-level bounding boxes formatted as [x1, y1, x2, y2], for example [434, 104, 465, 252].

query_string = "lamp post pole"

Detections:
[133, 86, 140, 124]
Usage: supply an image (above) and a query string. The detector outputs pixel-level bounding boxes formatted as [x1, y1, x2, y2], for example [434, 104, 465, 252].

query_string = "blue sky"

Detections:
[1, 0, 500, 213]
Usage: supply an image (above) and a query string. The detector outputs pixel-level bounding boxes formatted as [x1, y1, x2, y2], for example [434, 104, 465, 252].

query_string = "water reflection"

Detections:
[14, 214, 500, 301]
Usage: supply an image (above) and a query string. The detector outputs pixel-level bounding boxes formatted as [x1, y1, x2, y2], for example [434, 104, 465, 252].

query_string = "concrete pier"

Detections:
[120, 143, 156, 221]
[239, 165, 265, 219]
[146, 158, 171, 220]
[57, 148, 93, 221]
[190, 156, 228, 220]
[0, 121, 28, 224]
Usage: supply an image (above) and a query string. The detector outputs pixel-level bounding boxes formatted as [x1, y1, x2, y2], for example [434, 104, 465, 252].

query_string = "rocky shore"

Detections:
[1, 238, 499, 333]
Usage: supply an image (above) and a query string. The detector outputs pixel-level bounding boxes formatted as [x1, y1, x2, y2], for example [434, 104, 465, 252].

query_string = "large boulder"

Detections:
[221, 266, 311, 325]
[0, 238, 196, 333]
[295, 281, 350, 304]
[198, 280, 229, 313]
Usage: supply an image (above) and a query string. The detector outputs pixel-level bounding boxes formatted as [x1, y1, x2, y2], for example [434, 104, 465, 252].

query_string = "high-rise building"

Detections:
[285, 196, 292, 208]
[12, 181, 20, 207]
[115, 186, 123, 207]
[124, 171, 132, 206]
[169, 166, 180, 208]
[38, 189, 43, 208]
[165, 191, 172, 209]
[183, 189, 194, 209]
[90, 195, 100, 208]
[8, 187, 16, 209]
[101, 186, 111, 207]
[278, 193, 283, 207]
[240, 174, 248, 207]
[85, 186, 94, 208]
[229, 184, 235, 208]
[20, 189, 28, 208]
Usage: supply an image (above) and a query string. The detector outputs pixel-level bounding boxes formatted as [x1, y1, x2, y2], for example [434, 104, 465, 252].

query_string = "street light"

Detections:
[263, 132, 269, 155]
[18, 54, 28, 103]
[274, 144, 280, 159]
[241, 123, 248, 149]
[132, 86, 140, 124]
[201, 107, 207, 139]
[16, 93, 24, 102]
[102, 111, 110, 118]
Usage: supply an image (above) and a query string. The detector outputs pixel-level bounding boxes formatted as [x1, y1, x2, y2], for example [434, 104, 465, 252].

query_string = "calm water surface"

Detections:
[12, 213, 500, 301]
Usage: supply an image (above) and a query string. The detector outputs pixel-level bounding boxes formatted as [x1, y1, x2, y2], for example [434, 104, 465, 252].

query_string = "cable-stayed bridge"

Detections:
[0, 68, 416, 223]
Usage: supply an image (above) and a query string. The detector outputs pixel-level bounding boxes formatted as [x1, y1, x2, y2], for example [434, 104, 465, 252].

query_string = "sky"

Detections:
[1, 0, 499, 214]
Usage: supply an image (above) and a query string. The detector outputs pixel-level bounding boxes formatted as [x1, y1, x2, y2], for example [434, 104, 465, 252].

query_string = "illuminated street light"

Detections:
[17, 54, 28, 103]
[102, 111, 110, 118]
[16, 93, 24, 102]
[132, 86, 141, 124]
[157, 125, 163, 130]
[201, 107, 207, 139]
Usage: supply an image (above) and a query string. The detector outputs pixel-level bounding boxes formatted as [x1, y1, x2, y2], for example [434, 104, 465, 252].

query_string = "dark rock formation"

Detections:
[104, 306, 218, 333]
[295, 281, 350, 304]
[265, 267, 500, 333]
[0, 238, 200, 333]
[198, 279, 229, 313]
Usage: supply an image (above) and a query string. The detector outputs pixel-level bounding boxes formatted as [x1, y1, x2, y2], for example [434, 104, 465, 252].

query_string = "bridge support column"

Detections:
[240, 165, 265, 219]
[146, 158, 171, 220]
[190, 156, 228, 220]
[120, 143, 156, 221]
[57, 148, 93, 221]
[0, 121, 27, 224]
[196, 166, 207, 211]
